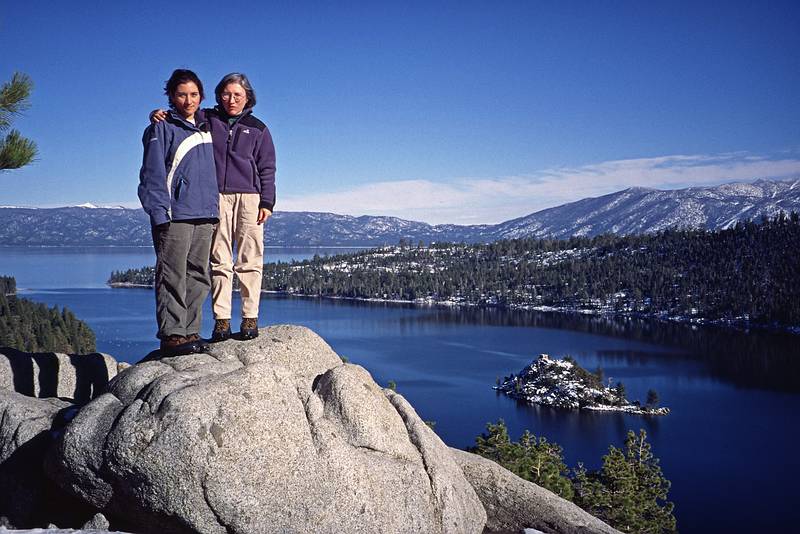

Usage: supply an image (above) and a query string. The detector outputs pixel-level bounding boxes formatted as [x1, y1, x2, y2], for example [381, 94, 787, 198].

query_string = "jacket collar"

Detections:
[212, 106, 252, 122]
[167, 109, 210, 131]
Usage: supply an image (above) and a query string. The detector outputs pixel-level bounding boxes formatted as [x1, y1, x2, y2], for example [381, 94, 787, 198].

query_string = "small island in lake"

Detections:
[495, 354, 670, 415]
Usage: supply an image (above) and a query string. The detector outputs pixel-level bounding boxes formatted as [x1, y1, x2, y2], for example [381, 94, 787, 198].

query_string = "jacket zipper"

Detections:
[224, 127, 233, 191]
[223, 110, 250, 192]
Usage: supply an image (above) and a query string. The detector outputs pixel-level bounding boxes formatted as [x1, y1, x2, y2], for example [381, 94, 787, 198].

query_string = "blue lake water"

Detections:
[2, 246, 799, 533]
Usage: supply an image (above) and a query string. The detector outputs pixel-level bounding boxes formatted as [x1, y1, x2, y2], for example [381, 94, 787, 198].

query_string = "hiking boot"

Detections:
[211, 319, 232, 342]
[186, 333, 210, 353]
[160, 334, 199, 356]
[240, 318, 259, 340]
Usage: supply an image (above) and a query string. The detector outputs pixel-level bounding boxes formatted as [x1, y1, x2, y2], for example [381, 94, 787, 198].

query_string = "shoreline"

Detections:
[259, 290, 800, 335]
[497, 388, 672, 416]
[108, 283, 800, 335]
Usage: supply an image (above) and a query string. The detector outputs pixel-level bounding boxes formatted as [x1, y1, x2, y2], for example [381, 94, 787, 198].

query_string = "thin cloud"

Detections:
[281, 152, 800, 224]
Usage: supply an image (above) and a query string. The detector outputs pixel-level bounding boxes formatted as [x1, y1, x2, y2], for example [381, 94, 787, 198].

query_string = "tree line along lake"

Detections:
[3, 245, 799, 533]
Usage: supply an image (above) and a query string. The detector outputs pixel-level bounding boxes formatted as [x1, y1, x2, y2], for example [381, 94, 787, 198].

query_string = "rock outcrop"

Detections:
[1, 325, 620, 533]
[47, 325, 485, 534]
[0, 348, 119, 403]
[0, 347, 119, 527]
[0, 390, 91, 528]
[451, 448, 621, 534]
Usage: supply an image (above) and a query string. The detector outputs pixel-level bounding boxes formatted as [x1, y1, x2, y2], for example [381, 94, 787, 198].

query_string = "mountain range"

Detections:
[1, 178, 798, 246]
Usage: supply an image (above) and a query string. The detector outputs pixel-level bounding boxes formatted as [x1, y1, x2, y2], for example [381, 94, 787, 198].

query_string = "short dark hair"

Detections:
[164, 69, 205, 107]
[215, 72, 257, 109]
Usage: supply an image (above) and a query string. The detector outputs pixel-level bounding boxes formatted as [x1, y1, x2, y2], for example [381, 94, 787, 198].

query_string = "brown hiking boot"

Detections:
[240, 318, 259, 340]
[211, 319, 232, 342]
[160, 334, 199, 356]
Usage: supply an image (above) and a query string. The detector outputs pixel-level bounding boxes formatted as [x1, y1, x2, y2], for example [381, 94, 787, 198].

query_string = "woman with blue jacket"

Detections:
[138, 69, 219, 356]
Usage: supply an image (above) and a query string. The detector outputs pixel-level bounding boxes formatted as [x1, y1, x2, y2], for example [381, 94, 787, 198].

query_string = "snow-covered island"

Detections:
[495, 354, 670, 415]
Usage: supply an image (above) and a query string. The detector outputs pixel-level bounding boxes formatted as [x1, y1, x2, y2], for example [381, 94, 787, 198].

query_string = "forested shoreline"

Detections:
[109, 214, 800, 329]
[0, 275, 96, 353]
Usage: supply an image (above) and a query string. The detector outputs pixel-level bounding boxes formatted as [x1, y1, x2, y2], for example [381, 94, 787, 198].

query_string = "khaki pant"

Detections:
[211, 193, 264, 320]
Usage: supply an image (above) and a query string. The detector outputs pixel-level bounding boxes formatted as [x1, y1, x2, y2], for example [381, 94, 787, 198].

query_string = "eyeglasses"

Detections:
[220, 92, 246, 102]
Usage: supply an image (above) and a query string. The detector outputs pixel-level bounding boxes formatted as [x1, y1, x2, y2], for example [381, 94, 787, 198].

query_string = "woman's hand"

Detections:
[257, 208, 272, 224]
[149, 109, 168, 124]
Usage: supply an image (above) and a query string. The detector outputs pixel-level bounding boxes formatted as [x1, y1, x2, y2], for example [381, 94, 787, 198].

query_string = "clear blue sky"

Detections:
[2, 1, 799, 224]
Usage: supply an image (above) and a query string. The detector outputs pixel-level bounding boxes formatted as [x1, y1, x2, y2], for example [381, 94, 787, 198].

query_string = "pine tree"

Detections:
[646, 389, 659, 409]
[471, 420, 574, 500]
[615, 381, 627, 406]
[0, 276, 95, 352]
[573, 429, 676, 533]
[623, 429, 676, 533]
[518, 430, 574, 500]
[0, 72, 37, 170]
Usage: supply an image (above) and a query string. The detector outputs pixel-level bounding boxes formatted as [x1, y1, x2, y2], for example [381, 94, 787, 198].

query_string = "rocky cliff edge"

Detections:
[0, 325, 618, 534]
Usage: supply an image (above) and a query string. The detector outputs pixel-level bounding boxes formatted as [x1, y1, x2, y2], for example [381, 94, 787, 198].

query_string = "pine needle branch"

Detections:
[0, 72, 34, 131]
[0, 129, 37, 170]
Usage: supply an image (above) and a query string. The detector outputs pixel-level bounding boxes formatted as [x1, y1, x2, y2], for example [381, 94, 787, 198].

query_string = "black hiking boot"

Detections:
[160, 334, 199, 356]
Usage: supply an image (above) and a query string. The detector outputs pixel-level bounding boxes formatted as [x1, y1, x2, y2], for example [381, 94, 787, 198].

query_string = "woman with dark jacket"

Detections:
[139, 69, 219, 356]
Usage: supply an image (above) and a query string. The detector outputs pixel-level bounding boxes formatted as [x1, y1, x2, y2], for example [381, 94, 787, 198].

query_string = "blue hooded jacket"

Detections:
[138, 110, 219, 226]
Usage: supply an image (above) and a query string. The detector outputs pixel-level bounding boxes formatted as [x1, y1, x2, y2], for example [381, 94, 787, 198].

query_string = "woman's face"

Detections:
[220, 82, 248, 116]
[170, 81, 201, 120]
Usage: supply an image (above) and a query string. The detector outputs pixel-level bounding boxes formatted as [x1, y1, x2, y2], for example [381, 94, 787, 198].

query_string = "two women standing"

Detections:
[138, 69, 276, 355]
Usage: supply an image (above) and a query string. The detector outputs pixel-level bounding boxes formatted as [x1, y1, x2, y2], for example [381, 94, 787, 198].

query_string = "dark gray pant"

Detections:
[152, 221, 215, 339]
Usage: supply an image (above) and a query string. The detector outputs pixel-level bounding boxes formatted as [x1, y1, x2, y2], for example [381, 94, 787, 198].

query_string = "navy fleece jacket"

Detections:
[205, 107, 276, 211]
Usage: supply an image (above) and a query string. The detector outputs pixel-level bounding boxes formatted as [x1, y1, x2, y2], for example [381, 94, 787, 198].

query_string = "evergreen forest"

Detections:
[472, 421, 676, 533]
[0, 275, 96, 353]
[109, 214, 800, 328]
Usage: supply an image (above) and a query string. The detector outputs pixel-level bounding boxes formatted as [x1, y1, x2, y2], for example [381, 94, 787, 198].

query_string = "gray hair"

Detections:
[214, 72, 257, 109]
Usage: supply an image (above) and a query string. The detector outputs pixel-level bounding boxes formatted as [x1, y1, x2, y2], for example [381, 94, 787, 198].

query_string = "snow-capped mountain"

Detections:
[1, 178, 798, 246]
[265, 211, 488, 246]
[492, 178, 800, 239]
[71, 203, 127, 209]
[0, 206, 152, 246]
